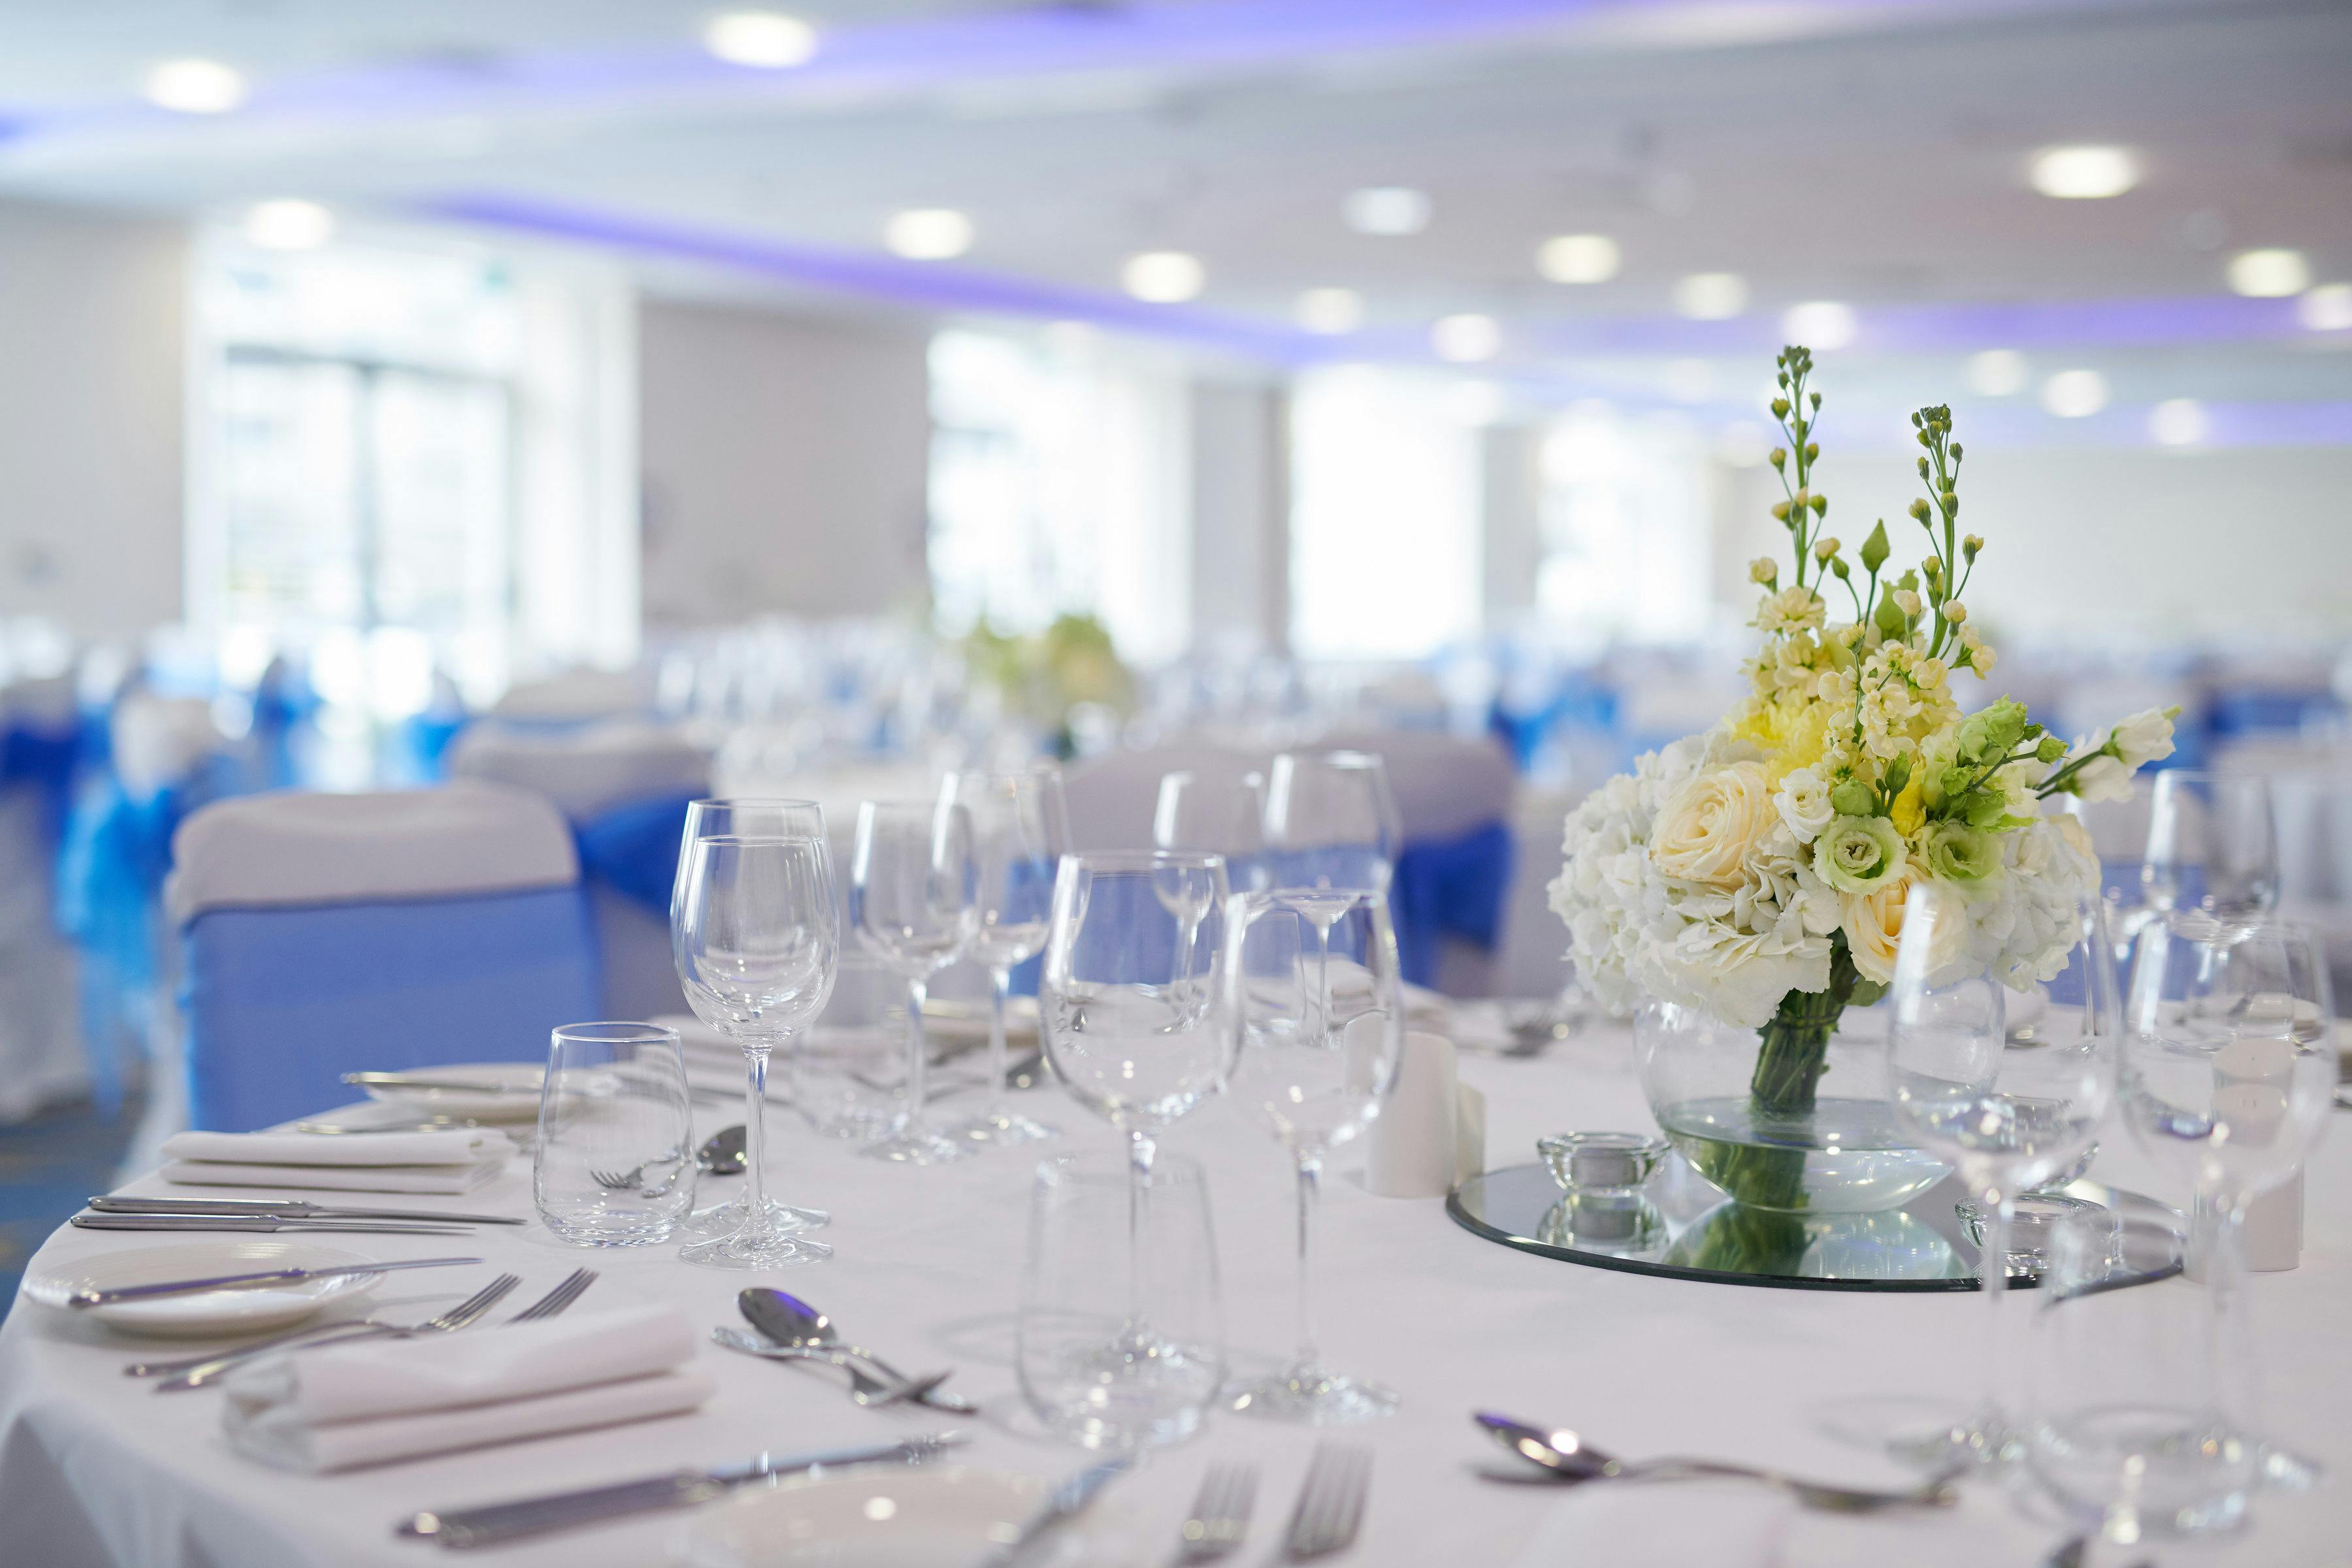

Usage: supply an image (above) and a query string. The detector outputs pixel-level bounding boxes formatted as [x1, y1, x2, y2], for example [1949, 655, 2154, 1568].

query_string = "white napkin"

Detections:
[223, 1304, 711, 1473]
[163, 1129, 506, 1166]
[1367, 1031, 1460, 1198]
[1512, 1481, 1793, 1568]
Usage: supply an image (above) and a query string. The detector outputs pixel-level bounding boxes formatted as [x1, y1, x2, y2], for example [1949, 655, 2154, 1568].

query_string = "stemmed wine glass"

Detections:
[938, 767, 1068, 1146]
[671, 800, 839, 1268]
[851, 799, 978, 1166]
[1154, 767, 1271, 902]
[1884, 880, 2120, 1463]
[2117, 912, 2336, 1526]
[2066, 780, 2158, 972]
[1226, 890, 1407, 1424]
[2144, 771, 2279, 919]
[1263, 751, 1400, 1054]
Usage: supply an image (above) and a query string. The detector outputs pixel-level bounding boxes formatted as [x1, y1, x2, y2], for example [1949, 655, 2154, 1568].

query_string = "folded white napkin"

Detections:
[223, 1304, 711, 1473]
[164, 1128, 506, 1166]
[161, 1159, 508, 1194]
[1512, 1481, 1793, 1568]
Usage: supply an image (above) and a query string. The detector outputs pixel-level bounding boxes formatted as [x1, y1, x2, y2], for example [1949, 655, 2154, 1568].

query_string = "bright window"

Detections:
[1535, 404, 1710, 643]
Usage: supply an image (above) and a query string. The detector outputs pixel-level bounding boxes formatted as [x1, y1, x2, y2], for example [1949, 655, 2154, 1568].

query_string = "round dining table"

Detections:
[3, 1022, 2345, 1567]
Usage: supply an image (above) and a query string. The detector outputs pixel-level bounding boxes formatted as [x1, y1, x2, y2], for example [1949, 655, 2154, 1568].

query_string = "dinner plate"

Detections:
[676, 1467, 1148, 1568]
[363, 1062, 546, 1122]
[20, 1239, 386, 1337]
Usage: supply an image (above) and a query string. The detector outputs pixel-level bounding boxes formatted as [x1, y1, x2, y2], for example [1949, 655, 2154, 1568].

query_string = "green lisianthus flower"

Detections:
[1812, 815, 1907, 894]
[1921, 819, 2003, 890]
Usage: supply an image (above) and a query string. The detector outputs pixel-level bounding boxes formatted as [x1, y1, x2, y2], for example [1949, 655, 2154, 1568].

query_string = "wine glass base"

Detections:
[679, 1228, 834, 1269]
[1814, 1393, 2008, 1471]
[676, 1195, 831, 1239]
[1230, 1365, 1399, 1425]
[860, 1128, 973, 1166]
[948, 1107, 1057, 1145]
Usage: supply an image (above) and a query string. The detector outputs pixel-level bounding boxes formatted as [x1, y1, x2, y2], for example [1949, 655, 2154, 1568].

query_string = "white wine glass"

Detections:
[672, 809, 839, 1269]
[938, 766, 1068, 1147]
[1154, 766, 1271, 902]
[851, 798, 977, 1166]
[1263, 751, 1400, 1056]
[2143, 771, 2278, 919]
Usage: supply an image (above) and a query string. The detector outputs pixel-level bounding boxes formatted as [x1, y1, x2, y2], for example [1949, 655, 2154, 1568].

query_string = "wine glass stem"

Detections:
[1311, 918, 1333, 1049]
[1976, 1179, 2011, 1452]
[2202, 1189, 2257, 1441]
[740, 1043, 774, 1246]
[985, 964, 1012, 1122]
[1127, 1130, 1156, 1331]
[1294, 1152, 1323, 1375]
[902, 976, 930, 1136]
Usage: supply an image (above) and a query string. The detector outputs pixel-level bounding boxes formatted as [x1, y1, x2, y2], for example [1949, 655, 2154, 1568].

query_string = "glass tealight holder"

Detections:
[1537, 1131, 1670, 1196]
[1538, 1194, 1669, 1260]
[1956, 1191, 2109, 1282]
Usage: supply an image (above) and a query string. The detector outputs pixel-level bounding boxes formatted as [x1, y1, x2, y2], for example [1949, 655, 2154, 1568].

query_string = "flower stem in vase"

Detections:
[1701, 943, 1865, 1209]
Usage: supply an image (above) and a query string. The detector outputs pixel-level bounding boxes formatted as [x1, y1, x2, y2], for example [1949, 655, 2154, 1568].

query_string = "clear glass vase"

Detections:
[1634, 998, 1948, 1213]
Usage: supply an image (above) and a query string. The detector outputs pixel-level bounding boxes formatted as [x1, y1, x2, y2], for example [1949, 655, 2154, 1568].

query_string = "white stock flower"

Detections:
[2109, 707, 2178, 770]
[2068, 753, 2133, 804]
[1773, 767, 1836, 843]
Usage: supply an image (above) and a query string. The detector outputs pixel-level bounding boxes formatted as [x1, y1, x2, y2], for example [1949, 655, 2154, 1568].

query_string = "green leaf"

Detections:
[1846, 978, 1888, 1008]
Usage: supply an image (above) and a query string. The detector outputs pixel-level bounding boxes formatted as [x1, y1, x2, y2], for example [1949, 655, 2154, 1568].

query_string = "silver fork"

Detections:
[505, 1268, 598, 1323]
[589, 1155, 687, 1195]
[1178, 1461, 1259, 1561]
[123, 1272, 524, 1380]
[152, 1273, 522, 1392]
[1283, 1444, 1371, 1561]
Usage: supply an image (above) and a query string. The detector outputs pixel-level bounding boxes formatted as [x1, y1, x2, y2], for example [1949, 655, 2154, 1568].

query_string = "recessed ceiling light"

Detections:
[1296, 287, 1365, 335]
[1663, 359, 1713, 402]
[2028, 145, 2139, 200]
[2040, 369, 2108, 419]
[882, 208, 972, 260]
[2227, 248, 2310, 298]
[1967, 349, 2029, 397]
[1431, 313, 1500, 363]
[1446, 380, 1506, 427]
[1122, 251, 1204, 304]
[1343, 186, 1431, 237]
[2149, 399, 2208, 448]
[704, 11, 818, 68]
[1781, 301, 1856, 351]
[242, 199, 333, 250]
[1673, 272, 1747, 320]
[144, 58, 246, 114]
[2300, 283, 2352, 332]
[1537, 234, 1619, 285]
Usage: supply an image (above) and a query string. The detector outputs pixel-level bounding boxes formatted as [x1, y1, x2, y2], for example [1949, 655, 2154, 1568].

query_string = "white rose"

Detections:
[1773, 767, 1836, 843]
[2110, 707, 2178, 770]
[2069, 753, 2133, 804]
[1649, 761, 1776, 891]
[1841, 866, 1968, 985]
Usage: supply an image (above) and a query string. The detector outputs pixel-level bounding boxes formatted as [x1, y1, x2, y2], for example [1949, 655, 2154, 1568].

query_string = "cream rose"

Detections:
[1648, 761, 1776, 891]
[1773, 767, 1836, 843]
[1841, 866, 1965, 984]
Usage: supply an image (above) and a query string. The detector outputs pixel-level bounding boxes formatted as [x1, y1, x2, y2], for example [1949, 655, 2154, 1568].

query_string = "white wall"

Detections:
[0, 199, 187, 636]
[1716, 446, 2352, 639]
[638, 299, 930, 626]
[1188, 380, 1288, 653]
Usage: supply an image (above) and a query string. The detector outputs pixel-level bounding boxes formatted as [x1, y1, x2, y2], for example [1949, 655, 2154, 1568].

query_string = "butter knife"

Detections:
[68, 1255, 483, 1307]
[342, 1072, 538, 1094]
[72, 1215, 474, 1236]
[395, 1433, 968, 1548]
[87, 1195, 525, 1225]
[985, 1455, 1135, 1567]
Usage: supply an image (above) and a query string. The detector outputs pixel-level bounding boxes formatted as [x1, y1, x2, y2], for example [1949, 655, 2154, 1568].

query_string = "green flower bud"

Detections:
[1909, 499, 1932, 523]
[1810, 494, 1828, 516]
[1804, 442, 1820, 461]
[1859, 520, 1890, 572]
[1809, 391, 1821, 410]
[1829, 780, 1878, 817]
[1769, 447, 1787, 469]
[1940, 490, 1959, 516]
[2035, 734, 2067, 764]
[1830, 556, 1851, 580]
[1771, 500, 1791, 522]
[1772, 397, 1791, 418]
[1873, 591, 1908, 642]
[1963, 533, 1982, 559]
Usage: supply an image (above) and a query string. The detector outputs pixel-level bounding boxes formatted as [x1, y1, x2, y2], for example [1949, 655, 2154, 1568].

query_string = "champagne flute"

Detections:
[1884, 881, 2120, 1464]
[2144, 771, 2279, 919]
[1263, 751, 1400, 1053]
[938, 766, 1068, 1146]
[1226, 891, 1407, 1424]
[672, 810, 839, 1269]
[851, 798, 978, 1165]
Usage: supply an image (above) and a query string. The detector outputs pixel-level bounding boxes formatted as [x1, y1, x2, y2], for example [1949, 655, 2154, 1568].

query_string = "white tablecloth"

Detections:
[4, 1025, 2347, 1567]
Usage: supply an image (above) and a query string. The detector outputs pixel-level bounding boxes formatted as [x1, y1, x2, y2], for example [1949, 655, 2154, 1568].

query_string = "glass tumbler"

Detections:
[1017, 1151, 1226, 1452]
[534, 1022, 696, 1245]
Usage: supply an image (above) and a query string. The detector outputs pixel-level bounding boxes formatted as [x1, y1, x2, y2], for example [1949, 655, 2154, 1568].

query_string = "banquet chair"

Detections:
[0, 674, 86, 1120]
[487, 667, 649, 730]
[169, 783, 598, 1133]
[449, 721, 713, 1019]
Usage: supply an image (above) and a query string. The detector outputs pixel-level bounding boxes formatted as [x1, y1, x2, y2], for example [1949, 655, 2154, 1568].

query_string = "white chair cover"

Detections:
[487, 669, 647, 727]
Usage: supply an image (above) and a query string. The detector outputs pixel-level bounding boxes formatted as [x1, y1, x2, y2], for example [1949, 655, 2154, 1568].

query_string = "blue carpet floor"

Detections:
[0, 1098, 140, 1322]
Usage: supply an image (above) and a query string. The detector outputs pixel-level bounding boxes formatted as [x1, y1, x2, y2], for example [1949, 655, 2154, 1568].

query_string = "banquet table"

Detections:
[4, 1023, 2347, 1568]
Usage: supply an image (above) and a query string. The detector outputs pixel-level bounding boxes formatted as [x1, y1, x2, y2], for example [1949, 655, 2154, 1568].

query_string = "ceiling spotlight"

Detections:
[1782, 301, 1857, 351]
[883, 208, 972, 260]
[2028, 145, 2139, 200]
[1122, 250, 1204, 304]
[1296, 287, 1365, 335]
[1537, 234, 1620, 285]
[1673, 272, 1747, 320]
[1431, 313, 1501, 363]
[704, 11, 819, 68]
[1967, 349, 2029, 397]
[2040, 369, 2109, 419]
[2227, 248, 2310, 298]
[143, 58, 247, 114]
[2300, 282, 2352, 332]
[1343, 186, 1431, 237]
[2149, 399, 2208, 448]
[242, 199, 334, 251]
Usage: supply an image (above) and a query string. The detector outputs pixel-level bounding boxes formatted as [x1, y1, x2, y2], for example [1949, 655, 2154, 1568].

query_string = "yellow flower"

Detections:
[1890, 774, 1927, 838]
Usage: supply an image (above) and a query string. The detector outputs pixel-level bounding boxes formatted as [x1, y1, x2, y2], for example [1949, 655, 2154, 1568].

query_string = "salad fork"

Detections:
[1283, 1443, 1371, 1560]
[146, 1273, 521, 1390]
[1178, 1461, 1259, 1561]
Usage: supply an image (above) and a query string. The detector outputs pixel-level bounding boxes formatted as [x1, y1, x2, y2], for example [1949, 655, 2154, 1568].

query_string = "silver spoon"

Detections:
[740, 1288, 977, 1414]
[1475, 1413, 1961, 1513]
[698, 1124, 748, 1176]
[710, 1329, 949, 1407]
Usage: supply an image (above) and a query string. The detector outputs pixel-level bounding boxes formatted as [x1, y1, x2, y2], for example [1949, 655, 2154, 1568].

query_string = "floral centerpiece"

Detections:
[1548, 347, 2175, 1211]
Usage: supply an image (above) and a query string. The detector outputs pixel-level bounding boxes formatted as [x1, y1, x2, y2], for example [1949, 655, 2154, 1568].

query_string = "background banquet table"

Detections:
[3, 1024, 2345, 1568]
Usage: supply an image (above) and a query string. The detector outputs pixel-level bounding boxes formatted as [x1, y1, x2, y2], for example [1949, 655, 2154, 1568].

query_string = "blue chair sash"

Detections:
[182, 884, 600, 1132]
[56, 778, 198, 1112]
[1390, 820, 1514, 988]
[2, 721, 80, 842]
[573, 792, 701, 913]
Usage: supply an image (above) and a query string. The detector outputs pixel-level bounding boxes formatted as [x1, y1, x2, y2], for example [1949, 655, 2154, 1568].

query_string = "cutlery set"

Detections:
[713, 1286, 979, 1415]
[1473, 1412, 1962, 1512]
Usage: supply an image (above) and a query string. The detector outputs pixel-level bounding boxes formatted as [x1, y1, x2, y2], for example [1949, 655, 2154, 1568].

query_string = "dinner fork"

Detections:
[1283, 1443, 1371, 1560]
[147, 1273, 521, 1391]
[505, 1268, 598, 1324]
[1177, 1461, 1259, 1561]
[589, 1154, 688, 1195]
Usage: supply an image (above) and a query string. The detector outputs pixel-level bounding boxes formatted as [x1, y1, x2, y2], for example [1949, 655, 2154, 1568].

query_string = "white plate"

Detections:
[921, 997, 1040, 1049]
[677, 1467, 1147, 1568]
[363, 1062, 546, 1122]
[21, 1239, 387, 1337]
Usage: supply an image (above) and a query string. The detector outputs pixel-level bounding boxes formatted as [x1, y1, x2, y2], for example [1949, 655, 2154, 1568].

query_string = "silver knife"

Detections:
[294, 1119, 495, 1134]
[87, 1195, 525, 1225]
[72, 1215, 475, 1236]
[395, 1432, 968, 1549]
[342, 1072, 538, 1094]
[987, 1455, 1136, 1567]
[67, 1255, 484, 1307]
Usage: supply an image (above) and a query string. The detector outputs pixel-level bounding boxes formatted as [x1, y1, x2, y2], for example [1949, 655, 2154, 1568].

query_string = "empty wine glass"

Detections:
[2066, 780, 2158, 971]
[1884, 881, 2120, 1465]
[2144, 771, 2278, 919]
[1154, 767, 1271, 900]
[1226, 892, 1407, 1424]
[851, 798, 978, 1165]
[1263, 751, 1400, 1057]
[672, 808, 840, 1268]
[937, 768, 1067, 1147]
